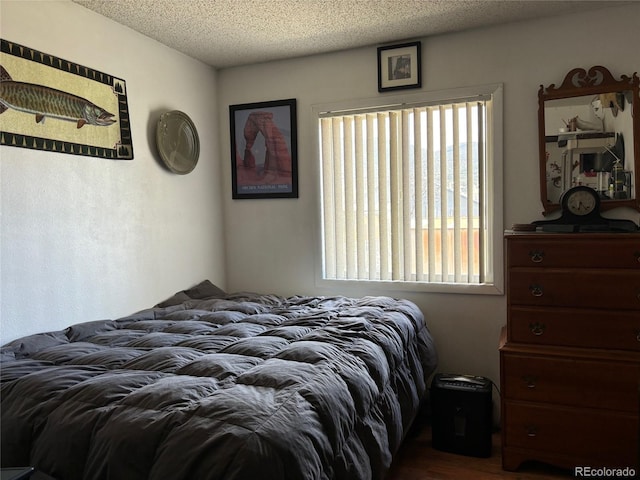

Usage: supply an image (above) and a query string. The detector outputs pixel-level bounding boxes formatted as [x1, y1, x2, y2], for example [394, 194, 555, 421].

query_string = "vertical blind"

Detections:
[319, 97, 492, 284]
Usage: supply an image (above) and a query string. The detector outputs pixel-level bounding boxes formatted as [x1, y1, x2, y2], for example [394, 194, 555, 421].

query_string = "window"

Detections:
[315, 85, 503, 294]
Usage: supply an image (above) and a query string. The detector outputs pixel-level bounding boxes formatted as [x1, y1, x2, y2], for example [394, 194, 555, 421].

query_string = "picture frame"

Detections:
[230, 98, 298, 199]
[0, 39, 133, 160]
[377, 41, 422, 92]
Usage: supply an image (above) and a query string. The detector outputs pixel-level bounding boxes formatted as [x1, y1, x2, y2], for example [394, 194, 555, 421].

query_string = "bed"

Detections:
[1, 280, 437, 480]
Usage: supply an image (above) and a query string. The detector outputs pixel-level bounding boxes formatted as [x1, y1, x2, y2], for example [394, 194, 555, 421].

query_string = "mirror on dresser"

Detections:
[538, 66, 640, 215]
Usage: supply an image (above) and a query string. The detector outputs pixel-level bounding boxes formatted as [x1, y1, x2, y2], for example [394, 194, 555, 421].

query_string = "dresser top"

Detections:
[504, 230, 640, 240]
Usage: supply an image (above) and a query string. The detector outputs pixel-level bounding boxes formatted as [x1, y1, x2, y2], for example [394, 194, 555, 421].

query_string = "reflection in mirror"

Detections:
[544, 93, 632, 203]
[538, 66, 640, 215]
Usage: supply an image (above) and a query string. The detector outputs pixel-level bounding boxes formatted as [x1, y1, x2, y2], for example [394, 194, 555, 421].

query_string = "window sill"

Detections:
[315, 278, 504, 296]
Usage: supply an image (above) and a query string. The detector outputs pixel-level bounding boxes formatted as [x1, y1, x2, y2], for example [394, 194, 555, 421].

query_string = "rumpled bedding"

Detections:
[1, 280, 437, 480]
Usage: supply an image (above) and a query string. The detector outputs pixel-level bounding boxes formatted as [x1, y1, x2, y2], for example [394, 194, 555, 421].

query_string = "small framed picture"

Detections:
[377, 41, 422, 92]
[229, 98, 298, 199]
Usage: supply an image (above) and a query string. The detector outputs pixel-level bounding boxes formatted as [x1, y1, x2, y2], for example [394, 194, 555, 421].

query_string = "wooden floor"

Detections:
[386, 425, 573, 480]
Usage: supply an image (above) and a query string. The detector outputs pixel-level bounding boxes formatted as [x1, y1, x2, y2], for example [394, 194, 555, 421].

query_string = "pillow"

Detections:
[182, 280, 226, 299]
[155, 280, 226, 307]
[3, 331, 69, 358]
[65, 319, 118, 342]
[0, 348, 16, 361]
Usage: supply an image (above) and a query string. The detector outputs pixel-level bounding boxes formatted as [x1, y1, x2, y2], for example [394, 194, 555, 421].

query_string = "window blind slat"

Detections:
[377, 113, 390, 280]
[426, 107, 436, 282]
[402, 110, 413, 281]
[466, 103, 475, 282]
[389, 111, 401, 281]
[343, 116, 356, 279]
[332, 117, 346, 279]
[414, 108, 424, 281]
[478, 101, 487, 282]
[354, 115, 367, 279]
[452, 104, 462, 282]
[438, 106, 449, 282]
[366, 114, 377, 279]
[320, 118, 336, 279]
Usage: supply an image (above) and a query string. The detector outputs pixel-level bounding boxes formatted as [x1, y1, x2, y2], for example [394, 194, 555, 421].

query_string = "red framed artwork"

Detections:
[229, 98, 298, 199]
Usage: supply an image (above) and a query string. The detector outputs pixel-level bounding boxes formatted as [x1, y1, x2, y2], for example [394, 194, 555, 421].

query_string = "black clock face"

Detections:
[561, 186, 600, 217]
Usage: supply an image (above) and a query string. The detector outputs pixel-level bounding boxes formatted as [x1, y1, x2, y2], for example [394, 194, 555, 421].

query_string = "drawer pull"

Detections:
[529, 322, 545, 336]
[636, 330, 640, 342]
[525, 426, 538, 437]
[635, 251, 640, 264]
[529, 284, 544, 297]
[522, 375, 537, 388]
[529, 250, 545, 263]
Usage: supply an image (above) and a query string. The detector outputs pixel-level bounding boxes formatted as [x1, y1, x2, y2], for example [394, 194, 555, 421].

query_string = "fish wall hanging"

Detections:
[0, 39, 133, 160]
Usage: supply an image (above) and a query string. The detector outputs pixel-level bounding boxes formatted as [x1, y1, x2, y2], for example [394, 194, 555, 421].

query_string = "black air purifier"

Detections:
[430, 373, 493, 457]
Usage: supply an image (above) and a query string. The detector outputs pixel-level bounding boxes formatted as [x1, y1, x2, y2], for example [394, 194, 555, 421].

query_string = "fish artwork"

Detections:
[0, 65, 116, 129]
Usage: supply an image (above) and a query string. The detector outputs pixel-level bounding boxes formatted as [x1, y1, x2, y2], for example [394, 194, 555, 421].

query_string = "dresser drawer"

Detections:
[509, 306, 640, 351]
[507, 236, 640, 269]
[508, 268, 640, 309]
[501, 352, 640, 411]
[503, 401, 639, 468]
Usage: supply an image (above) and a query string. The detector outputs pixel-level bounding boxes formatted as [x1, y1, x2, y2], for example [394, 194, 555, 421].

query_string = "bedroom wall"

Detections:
[0, 1, 225, 344]
[217, 4, 640, 390]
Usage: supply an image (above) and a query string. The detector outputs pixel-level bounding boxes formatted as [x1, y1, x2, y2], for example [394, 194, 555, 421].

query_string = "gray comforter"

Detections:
[1, 281, 437, 480]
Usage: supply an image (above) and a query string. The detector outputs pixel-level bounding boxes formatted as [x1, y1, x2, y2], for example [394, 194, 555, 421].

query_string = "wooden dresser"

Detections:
[500, 232, 640, 472]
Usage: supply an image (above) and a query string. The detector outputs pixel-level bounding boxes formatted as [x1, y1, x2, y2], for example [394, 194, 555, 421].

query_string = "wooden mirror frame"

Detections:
[538, 66, 640, 215]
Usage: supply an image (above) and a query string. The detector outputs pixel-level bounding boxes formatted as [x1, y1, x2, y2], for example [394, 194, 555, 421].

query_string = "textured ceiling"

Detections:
[72, 0, 628, 68]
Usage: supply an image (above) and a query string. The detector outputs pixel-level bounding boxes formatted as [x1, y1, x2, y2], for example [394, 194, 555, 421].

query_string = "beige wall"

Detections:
[217, 4, 640, 387]
[0, 1, 225, 343]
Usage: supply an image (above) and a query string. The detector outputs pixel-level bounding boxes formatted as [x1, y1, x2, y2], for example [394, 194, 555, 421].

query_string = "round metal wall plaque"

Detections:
[156, 110, 200, 175]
